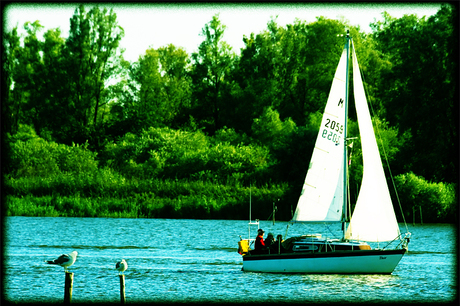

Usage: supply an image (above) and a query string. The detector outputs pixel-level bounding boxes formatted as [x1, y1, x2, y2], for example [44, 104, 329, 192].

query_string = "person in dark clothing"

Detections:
[265, 233, 275, 248]
[254, 228, 266, 251]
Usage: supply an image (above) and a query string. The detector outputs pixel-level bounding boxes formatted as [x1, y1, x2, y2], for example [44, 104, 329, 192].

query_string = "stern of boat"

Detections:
[238, 239, 250, 255]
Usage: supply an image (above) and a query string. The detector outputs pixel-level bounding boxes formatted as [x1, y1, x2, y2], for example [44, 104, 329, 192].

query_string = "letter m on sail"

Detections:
[338, 98, 344, 108]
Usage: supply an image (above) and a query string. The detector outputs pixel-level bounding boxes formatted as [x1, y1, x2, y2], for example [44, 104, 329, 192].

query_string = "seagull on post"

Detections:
[45, 251, 78, 272]
[116, 259, 128, 275]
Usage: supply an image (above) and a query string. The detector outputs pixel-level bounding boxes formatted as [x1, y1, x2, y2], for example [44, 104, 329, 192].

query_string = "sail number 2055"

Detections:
[322, 118, 343, 145]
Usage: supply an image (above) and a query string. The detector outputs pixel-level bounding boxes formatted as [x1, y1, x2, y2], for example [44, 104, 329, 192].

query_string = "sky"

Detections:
[4, 2, 443, 63]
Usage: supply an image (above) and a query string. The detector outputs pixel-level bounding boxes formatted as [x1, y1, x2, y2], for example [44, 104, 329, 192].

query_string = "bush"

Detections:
[7, 125, 98, 178]
[100, 126, 272, 184]
[251, 106, 296, 149]
[394, 172, 457, 222]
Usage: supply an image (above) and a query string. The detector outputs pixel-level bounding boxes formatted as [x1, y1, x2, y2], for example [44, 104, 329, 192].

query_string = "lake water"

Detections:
[3, 217, 457, 303]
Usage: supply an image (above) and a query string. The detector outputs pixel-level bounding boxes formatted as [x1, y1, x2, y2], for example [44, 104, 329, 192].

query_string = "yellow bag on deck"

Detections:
[238, 239, 249, 255]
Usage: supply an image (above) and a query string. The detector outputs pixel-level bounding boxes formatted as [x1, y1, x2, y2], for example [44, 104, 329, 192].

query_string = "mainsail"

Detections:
[344, 44, 401, 242]
[292, 45, 348, 222]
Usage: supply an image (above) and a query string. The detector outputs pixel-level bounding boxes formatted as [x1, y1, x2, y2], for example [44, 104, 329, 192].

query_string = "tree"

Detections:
[60, 4, 124, 144]
[10, 21, 46, 135]
[371, 5, 458, 183]
[38, 28, 67, 140]
[157, 44, 192, 128]
[135, 48, 163, 127]
[190, 14, 234, 133]
[2, 25, 22, 135]
[130, 44, 191, 129]
[251, 106, 296, 149]
[233, 17, 348, 128]
[3, 21, 73, 143]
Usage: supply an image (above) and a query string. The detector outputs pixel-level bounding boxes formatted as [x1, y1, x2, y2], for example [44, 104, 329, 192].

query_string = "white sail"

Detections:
[292, 47, 347, 222]
[345, 44, 401, 242]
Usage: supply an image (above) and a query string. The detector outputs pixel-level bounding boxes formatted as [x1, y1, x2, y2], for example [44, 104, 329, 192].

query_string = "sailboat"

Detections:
[238, 31, 411, 274]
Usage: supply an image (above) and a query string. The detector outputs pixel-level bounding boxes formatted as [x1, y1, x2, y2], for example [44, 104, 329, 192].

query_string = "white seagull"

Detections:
[115, 259, 128, 275]
[45, 251, 78, 272]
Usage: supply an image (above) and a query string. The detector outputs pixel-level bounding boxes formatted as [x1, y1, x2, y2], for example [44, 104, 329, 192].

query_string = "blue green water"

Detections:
[3, 217, 457, 303]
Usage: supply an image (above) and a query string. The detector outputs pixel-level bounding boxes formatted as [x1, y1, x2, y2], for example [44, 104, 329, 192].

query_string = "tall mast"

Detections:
[342, 30, 351, 238]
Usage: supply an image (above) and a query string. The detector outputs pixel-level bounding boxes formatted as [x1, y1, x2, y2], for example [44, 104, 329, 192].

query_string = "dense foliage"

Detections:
[3, 4, 457, 222]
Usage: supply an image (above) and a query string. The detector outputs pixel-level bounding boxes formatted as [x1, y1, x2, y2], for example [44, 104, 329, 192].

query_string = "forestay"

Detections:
[344, 44, 400, 242]
[292, 45, 348, 222]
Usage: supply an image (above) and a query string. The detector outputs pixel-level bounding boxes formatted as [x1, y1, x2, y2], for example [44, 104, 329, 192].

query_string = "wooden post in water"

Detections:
[64, 272, 74, 304]
[119, 274, 126, 304]
[272, 201, 275, 225]
[412, 206, 415, 226]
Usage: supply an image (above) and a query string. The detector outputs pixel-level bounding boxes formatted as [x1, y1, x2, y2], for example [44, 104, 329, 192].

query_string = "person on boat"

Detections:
[265, 233, 275, 248]
[254, 229, 267, 251]
[275, 234, 286, 253]
[266, 234, 286, 253]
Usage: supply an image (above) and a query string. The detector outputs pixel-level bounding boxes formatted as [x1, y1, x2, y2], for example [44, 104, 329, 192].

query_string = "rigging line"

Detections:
[284, 223, 290, 240]
[382, 234, 404, 250]
[357, 49, 409, 234]
[325, 223, 340, 240]
[266, 212, 273, 221]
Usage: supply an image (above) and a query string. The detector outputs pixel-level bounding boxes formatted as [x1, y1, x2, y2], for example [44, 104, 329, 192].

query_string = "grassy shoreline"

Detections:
[4, 179, 289, 220]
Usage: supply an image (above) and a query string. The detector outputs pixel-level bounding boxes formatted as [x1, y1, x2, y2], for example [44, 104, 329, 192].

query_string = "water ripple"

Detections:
[4, 217, 457, 303]
[28, 244, 155, 250]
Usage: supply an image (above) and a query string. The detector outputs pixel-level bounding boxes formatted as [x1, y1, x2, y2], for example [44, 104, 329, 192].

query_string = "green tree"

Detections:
[2, 25, 22, 135]
[233, 17, 348, 129]
[60, 4, 124, 144]
[157, 44, 192, 128]
[103, 57, 139, 138]
[251, 106, 296, 149]
[129, 44, 191, 129]
[38, 28, 67, 141]
[10, 21, 46, 135]
[3, 22, 71, 142]
[251, 106, 303, 184]
[135, 48, 163, 127]
[371, 5, 458, 183]
[190, 14, 235, 133]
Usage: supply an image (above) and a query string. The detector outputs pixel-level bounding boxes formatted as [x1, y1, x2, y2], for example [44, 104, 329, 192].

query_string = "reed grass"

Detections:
[4, 188, 284, 219]
[4, 175, 288, 219]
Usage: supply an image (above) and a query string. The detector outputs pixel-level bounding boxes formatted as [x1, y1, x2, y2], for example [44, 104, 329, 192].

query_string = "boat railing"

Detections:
[382, 232, 411, 250]
[247, 219, 259, 248]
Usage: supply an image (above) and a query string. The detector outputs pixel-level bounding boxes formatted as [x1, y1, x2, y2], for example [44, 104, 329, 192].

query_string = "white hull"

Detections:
[242, 249, 406, 274]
